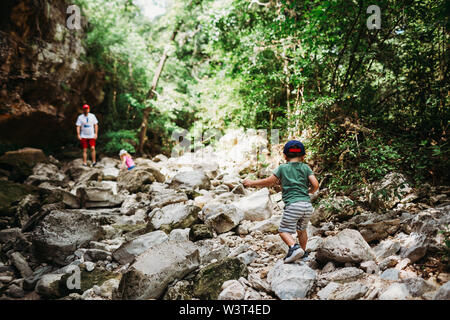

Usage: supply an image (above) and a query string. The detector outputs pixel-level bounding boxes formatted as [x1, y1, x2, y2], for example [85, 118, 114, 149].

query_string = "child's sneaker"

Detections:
[284, 244, 304, 263]
[301, 251, 311, 262]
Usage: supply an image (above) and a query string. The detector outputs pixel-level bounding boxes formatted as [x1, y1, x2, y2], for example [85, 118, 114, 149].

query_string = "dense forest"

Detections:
[66, 0, 449, 191]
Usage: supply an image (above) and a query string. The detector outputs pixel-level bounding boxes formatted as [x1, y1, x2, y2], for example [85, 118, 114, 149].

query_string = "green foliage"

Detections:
[102, 130, 138, 155]
[73, 0, 448, 190]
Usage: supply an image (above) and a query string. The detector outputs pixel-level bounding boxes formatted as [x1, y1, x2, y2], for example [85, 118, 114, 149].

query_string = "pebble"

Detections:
[85, 262, 95, 272]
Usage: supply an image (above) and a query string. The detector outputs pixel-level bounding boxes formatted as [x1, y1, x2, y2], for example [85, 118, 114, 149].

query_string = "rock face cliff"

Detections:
[0, 0, 104, 149]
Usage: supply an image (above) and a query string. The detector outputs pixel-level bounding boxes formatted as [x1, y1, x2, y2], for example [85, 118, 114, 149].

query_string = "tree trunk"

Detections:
[138, 26, 180, 155]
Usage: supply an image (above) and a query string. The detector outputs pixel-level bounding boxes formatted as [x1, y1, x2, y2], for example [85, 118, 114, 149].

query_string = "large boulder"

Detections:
[76, 186, 123, 208]
[149, 204, 201, 233]
[433, 281, 450, 300]
[365, 172, 413, 211]
[316, 229, 376, 264]
[25, 163, 67, 186]
[0, 180, 40, 227]
[373, 239, 401, 261]
[396, 232, 428, 263]
[408, 205, 450, 248]
[267, 260, 317, 300]
[0, 147, 47, 181]
[116, 241, 200, 300]
[169, 170, 211, 191]
[359, 218, 401, 243]
[317, 267, 365, 287]
[232, 188, 274, 221]
[202, 203, 244, 234]
[31, 209, 103, 265]
[120, 193, 151, 215]
[117, 167, 164, 193]
[38, 183, 81, 209]
[112, 230, 169, 265]
[310, 196, 355, 226]
[192, 258, 248, 300]
[148, 183, 188, 209]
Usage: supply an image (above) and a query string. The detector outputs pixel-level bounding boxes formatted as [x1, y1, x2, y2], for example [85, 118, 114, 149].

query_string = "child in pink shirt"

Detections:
[119, 149, 135, 171]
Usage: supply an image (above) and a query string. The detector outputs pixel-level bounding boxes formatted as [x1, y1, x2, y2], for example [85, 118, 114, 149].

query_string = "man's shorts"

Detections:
[80, 138, 96, 149]
[278, 201, 314, 233]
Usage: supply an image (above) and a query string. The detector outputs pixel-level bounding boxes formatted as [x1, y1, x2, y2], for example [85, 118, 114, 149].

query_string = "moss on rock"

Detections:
[59, 264, 121, 296]
[192, 257, 248, 299]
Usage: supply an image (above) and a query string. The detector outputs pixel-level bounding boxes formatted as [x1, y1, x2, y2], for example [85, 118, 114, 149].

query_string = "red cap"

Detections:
[83, 104, 90, 109]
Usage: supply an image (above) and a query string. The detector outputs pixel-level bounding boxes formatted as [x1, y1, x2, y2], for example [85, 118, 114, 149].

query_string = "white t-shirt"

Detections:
[76, 113, 98, 139]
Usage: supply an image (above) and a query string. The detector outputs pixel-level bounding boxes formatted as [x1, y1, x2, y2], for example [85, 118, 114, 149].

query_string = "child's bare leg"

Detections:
[296, 229, 308, 251]
[279, 232, 296, 247]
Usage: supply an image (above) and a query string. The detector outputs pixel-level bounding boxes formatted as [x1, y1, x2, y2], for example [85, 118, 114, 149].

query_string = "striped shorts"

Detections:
[279, 201, 314, 234]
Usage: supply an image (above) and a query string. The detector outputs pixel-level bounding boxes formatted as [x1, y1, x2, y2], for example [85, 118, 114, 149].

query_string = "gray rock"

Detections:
[232, 188, 274, 221]
[360, 261, 379, 275]
[149, 188, 188, 210]
[317, 267, 365, 287]
[398, 232, 428, 263]
[433, 281, 450, 300]
[331, 282, 368, 300]
[202, 203, 244, 234]
[316, 229, 376, 264]
[36, 274, 64, 298]
[23, 265, 53, 291]
[373, 239, 401, 261]
[0, 228, 23, 244]
[321, 261, 336, 274]
[218, 280, 245, 300]
[9, 252, 33, 278]
[102, 167, 119, 181]
[150, 204, 201, 233]
[169, 170, 211, 191]
[197, 240, 230, 264]
[359, 218, 401, 243]
[7, 284, 25, 298]
[401, 277, 436, 297]
[380, 268, 400, 281]
[367, 172, 412, 210]
[379, 255, 401, 271]
[192, 258, 248, 299]
[317, 282, 341, 300]
[76, 186, 123, 208]
[249, 215, 281, 234]
[379, 283, 410, 300]
[113, 230, 169, 265]
[247, 273, 272, 293]
[306, 236, 324, 253]
[117, 241, 200, 299]
[25, 163, 66, 186]
[310, 196, 354, 226]
[169, 228, 191, 242]
[189, 224, 213, 241]
[163, 280, 194, 300]
[117, 167, 161, 193]
[267, 260, 317, 300]
[237, 250, 259, 265]
[32, 210, 103, 265]
[84, 249, 111, 262]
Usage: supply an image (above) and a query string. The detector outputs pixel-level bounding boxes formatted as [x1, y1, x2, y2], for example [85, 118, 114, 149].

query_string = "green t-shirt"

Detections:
[273, 161, 314, 206]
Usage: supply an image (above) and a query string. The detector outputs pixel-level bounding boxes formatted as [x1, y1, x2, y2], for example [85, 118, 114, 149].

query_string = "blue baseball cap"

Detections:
[283, 140, 305, 156]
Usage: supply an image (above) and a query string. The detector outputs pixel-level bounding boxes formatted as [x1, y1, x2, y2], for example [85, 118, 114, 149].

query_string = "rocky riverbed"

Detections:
[0, 131, 449, 300]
